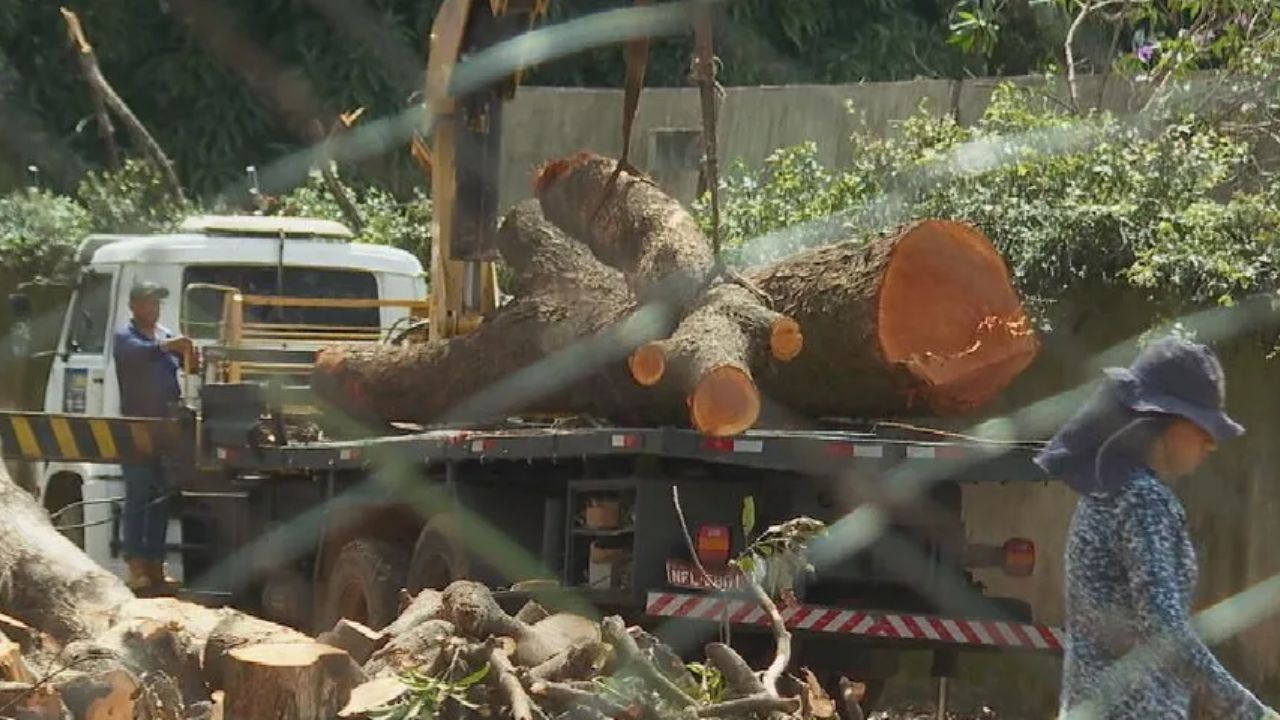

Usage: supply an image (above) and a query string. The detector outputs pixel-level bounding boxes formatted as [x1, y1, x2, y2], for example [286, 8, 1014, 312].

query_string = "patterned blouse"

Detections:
[1061, 470, 1268, 719]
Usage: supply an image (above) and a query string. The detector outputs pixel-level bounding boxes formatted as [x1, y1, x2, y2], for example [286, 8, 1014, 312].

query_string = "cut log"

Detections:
[629, 281, 803, 436]
[535, 152, 715, 308]
[0, 680, 65, 720]
[361, 619, 454, 678]
[103, 598, 227, 707]
[746, 220, 1038, 416]
[440, 581, 599, 668]
[316, 619, 387, 665]
[339, 676, 408, 719]
[201, 612, 319, 691]
[311, 202, 662, 427]
[221, 642, 361, 720]
[53, 643, 137, 720]
[0, 463, 133, 642]
[310, 181, 1037, 432]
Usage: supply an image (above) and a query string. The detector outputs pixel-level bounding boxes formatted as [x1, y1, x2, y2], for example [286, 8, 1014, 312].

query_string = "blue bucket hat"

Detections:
[1035, 336, 1242, 494]
[1103, 335, 1243, 441]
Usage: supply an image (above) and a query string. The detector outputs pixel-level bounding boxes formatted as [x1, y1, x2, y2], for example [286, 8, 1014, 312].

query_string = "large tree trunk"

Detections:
[535, 152, 715, 309]
[746, 219, 1038, 418]
[311, 162, 1037, 434]
[312, 201, 665, 427]
[0, 466, 133, 643]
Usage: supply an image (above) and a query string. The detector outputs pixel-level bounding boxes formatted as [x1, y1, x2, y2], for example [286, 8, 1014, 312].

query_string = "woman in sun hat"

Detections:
[1037, 335, 1278, 719]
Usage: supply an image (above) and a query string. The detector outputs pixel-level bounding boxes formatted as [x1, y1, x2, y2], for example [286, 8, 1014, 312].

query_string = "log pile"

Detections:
[312, 152, 1039, 437]
[0, 460, 860, 720]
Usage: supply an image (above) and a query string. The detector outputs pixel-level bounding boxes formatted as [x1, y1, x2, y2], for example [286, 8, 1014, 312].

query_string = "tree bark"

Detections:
[311, 186, 1036, 433]
[0, 465, 133, 644]
[202, 613, 319, 692]
[535, 152, 715, 309]
[361, 619, 453, 679]
[746, 219, 1038, 418]
[629, 281, 803, 436]
[316, 619, 386, 666]
[221, 642, 361, 720]
[311, 202, 663, 427]
[0, 680, 65, 720]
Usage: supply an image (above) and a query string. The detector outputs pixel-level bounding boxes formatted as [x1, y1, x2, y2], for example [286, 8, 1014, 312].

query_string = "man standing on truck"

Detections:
[113, 281, 192, 595]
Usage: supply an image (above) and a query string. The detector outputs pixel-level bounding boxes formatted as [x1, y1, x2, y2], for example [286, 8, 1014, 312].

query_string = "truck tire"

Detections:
[406, 518, 468, 593]
[320, 539, 409, 631]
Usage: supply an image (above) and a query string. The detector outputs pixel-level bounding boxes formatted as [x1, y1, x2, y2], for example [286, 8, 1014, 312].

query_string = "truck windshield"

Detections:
[67, 272, 114, 354]
[182, 266, 379, 339]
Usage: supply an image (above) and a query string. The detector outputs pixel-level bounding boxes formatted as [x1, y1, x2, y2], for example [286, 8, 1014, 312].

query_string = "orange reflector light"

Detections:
[1002, 538, 1035, 577]
[696, 525, 731, 568]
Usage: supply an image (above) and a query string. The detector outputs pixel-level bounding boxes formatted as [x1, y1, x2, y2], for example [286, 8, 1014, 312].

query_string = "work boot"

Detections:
[126, 558, 155, 594]
[146, 561, 181, 596]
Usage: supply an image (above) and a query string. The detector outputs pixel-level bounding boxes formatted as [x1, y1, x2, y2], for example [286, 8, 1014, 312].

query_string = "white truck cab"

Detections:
[37, 215, 427, 582]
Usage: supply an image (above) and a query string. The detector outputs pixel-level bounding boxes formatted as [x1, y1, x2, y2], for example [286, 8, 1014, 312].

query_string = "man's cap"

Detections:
[129, 281, 170, 301]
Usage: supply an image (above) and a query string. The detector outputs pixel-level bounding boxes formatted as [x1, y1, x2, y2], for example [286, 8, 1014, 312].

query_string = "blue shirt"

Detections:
[1061, 470, 1267, 719]
[113, 321, 182, 418]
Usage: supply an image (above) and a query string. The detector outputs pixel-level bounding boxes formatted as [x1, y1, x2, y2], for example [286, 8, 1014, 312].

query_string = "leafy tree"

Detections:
[0, 0, 1048, 195]
[0, 189, 91, 284]
[700, 82, 1280, 320]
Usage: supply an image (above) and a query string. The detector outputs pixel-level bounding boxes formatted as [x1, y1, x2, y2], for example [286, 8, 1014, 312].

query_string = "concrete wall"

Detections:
[497, 73, 1160, 208]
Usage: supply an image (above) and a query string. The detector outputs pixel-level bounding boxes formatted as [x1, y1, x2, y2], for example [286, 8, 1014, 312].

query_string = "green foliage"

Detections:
[270, 166, 432, 257]
[0, 189, 91, 284]
[686, 661, 727, 704]
[372, 663, 489, 720]
[733, 512, 827, 598]
[75, 160, 193, 234]
[700, 82, 1280, 316]
[0, 0, 1050, 195]
[0, 158, 432, 292]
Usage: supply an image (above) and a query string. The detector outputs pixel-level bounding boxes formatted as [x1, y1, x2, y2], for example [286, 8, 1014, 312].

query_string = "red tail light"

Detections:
[1002, 538, 1035, 577]
[696, 525, 731, 568]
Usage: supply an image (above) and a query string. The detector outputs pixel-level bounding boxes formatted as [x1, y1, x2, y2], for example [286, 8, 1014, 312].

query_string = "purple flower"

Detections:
[1136, 42, 1158, 64]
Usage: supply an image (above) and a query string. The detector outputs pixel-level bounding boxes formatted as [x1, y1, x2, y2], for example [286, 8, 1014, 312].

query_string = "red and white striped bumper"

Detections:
[645, 592, 1064, 652]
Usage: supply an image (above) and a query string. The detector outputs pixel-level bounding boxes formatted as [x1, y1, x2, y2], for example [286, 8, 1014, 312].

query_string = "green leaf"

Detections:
[457, 663, 490, 689]
[741, 496, 757, 538]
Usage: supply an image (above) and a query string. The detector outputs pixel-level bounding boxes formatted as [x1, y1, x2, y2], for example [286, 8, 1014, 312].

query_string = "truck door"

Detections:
[53, 270, 117, 416]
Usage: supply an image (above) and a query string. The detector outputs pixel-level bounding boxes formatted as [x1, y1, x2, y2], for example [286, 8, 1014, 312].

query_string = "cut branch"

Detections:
[696, 695, 800, 717]
[630, 282, 802, 436]
[59, 8, 185, 202]
[600, 616, 695, 708]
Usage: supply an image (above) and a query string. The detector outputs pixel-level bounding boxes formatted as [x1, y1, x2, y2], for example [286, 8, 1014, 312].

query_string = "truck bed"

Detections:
[213, 423, 1047, 482]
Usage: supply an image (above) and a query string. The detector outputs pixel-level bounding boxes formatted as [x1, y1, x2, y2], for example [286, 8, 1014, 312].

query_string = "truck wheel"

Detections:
[320, 539, 408, 631]
[406, 519, 467, 593]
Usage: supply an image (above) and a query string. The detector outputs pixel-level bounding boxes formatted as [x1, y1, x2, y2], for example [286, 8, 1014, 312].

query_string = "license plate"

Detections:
[665, 559, 744, 590]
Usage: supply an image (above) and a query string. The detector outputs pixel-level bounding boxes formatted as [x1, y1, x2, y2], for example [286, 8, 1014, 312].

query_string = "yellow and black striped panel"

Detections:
[0, 412, 165, 464]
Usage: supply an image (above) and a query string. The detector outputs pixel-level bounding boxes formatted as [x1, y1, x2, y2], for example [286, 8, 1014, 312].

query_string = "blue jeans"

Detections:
[121, 463, 171, 561]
